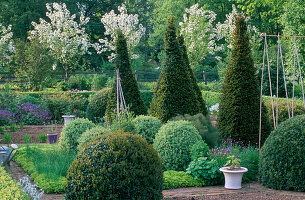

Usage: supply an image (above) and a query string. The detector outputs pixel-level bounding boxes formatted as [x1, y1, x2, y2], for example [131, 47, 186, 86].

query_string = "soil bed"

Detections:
[0, 125, 63, 144]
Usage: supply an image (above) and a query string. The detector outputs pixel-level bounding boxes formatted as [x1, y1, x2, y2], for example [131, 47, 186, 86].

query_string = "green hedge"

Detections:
[163, 170, 204, 190]
[0, 166, 28, 199]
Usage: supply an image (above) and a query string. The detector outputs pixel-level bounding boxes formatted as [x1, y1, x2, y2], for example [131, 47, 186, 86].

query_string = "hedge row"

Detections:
[0, 166, 28, 200]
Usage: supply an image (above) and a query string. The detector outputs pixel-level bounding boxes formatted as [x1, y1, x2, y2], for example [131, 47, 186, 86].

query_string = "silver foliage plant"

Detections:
[19, 176, 44, 200]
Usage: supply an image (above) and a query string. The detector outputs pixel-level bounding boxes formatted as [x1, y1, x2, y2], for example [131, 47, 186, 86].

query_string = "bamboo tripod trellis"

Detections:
[116, 69, 129, 122]
[259, 34, 305, 149]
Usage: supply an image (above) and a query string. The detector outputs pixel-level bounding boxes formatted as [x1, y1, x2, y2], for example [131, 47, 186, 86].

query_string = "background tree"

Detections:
[218, 15, 270, 144]
[149, 17, 200, 123]
[29, 3, 95, 80]
[179, 4, 218, 70]
[11, 39, 54, 91]
[177, 33, 208, 116]
[105, 30, 146, 118]
[0, 23, 14, 69]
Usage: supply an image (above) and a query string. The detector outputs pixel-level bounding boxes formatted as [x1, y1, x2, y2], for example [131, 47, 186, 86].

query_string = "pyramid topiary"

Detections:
[149, 16, 199, 123]
[177, 33, 208, 116]
[218, 15, 271, 144]
[105, 30, 147, 119]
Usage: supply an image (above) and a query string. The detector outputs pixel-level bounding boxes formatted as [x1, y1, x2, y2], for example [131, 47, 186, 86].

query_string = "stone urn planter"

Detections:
[47, 133, 58, 144]
[219, 167, 248, 189]
[62, 115, 75, 125]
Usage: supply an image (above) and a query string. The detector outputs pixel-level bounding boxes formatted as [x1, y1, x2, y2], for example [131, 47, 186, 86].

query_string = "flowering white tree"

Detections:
[179, 4, 219, 69]
[29, 3, 96, 79]
[98, 4, 146, 61]
[215, 5, 261, 50]
[0, 23, 15, 66]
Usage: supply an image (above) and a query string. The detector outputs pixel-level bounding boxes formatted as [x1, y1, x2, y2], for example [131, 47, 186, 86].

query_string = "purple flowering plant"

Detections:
[15, 103, 52, 125]
[0, 109, 16, 126]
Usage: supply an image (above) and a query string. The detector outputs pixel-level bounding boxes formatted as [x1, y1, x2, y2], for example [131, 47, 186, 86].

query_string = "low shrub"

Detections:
[0, 166, 28, 200]
[86, 88, 111, 123]
[66, 132, 163, 200]
[15, 103, 51, 125]
[259, 115, 305, 191]
[170, 113, 219, 147]
[264, 99, 305, 127]
[153, 120, 202, 171]
[68, 75, 92, 91]
[58, 118, 95, 152]
[0, 109, 16, 126]
[77, 126, 110, 151]
[190, 141, 209, 161]
[186, 157, 221, 186]
[163, 170, 204, 189]
[131, 115, 162, 144]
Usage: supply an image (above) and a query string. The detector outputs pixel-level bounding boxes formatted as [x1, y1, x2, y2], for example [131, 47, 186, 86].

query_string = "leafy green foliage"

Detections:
[178, 33, 208, 115]
[66, 132, 163, 200]
[91, 74, 109, 91]
[259, 115, 305, 192]
[170, 113, 219, 147]
[163, 170, 204, 189]
[218, 15, 271, 144]
[24, 133, 32, 144]
[190, 141, 210, 161]
[131, 115, 162, 144]
[0, 166, 28, 199]
[153, 120, 202, 171]
[38, 133, 47, 143]
[14, 145, 75, 193]
[86, 88, 111, 123]
[58, 118, 95, 152]
[186, 157, 221, 186]
[68, 75, 92, 91]
[77, 126, 110, 151]
[149, 17, 200, 123]
[106, 30, 147, 119]
[3, 133, 12, 144]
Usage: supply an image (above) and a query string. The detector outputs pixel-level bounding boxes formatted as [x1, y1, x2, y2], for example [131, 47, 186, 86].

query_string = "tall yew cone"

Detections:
[177, 33, 208, 116]
[218, 15, 271, 144]
[149, 17, 198, 123]
[105, 30, 146, 118]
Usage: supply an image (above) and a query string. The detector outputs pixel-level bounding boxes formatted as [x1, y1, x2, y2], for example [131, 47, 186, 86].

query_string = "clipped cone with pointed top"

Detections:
[105, 30, 147, 118]
[218, 15, 271, 144]
[149, 16, 199, 123]
[177, 33, 208, 116]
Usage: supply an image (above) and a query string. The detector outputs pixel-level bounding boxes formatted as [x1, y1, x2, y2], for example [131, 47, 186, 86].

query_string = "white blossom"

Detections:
[29, 2, 95, 75]
[98, 4, 146, 61]
[179, 4, 220, 68]
[0, 23, 14, 63]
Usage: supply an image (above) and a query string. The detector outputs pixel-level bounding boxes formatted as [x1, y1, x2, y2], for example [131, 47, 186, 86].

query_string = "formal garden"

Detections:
[0, 1, 305, 200]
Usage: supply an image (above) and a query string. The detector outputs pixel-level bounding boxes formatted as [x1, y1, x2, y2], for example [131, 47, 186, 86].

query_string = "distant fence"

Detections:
[0, 71, 219, 85]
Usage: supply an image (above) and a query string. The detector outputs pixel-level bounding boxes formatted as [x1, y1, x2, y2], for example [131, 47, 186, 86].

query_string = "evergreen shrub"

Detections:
[170, 113, 219, 147]
[77, 126, 110, 151]
[259, 115, 305, 191]
[153, 120, 201, 171]
[58, 118, 95, 152]
[131, 115, 162, 144]
[86, 88, 111, 122]
[218, 15, 271, 144]
[190, 141, 209, 161]
[106, 30, 147, 118]
[149, 17, 199, 123]
[91, 74, 108, 91]
[66, 132, 163, 200]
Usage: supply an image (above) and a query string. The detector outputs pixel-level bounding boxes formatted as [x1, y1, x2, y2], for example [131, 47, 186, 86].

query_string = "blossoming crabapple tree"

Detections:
[0, 23, 15, 66]
[98, 4, 146, 61]
[29, 3, 95, 80]
[179, 4, 219, 69]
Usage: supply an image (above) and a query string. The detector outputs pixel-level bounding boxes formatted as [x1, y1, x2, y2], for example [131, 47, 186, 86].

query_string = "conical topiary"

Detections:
[149, 16, 199, 123]
[105, 30, 147, 118]
[177, 33, 208, 116]
[218, 15, 271, 144]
